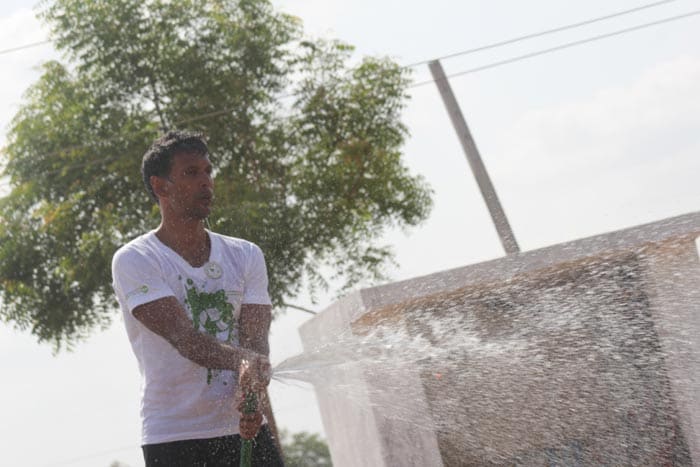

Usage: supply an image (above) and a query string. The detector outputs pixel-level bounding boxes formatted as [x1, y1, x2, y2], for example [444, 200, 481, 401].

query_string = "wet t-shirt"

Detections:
[111, 230, 271, 444]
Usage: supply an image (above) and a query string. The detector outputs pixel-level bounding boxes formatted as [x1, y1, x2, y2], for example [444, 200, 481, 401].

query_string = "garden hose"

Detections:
[240, 391, 258, 467]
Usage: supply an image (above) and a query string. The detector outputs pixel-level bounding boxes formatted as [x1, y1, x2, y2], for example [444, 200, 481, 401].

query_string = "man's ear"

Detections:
[151, 175, 169, 200]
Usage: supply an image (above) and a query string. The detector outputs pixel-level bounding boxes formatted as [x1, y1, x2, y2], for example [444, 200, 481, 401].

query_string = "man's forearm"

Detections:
[132, 297, 265, 371]
[171, 326, 255, 370]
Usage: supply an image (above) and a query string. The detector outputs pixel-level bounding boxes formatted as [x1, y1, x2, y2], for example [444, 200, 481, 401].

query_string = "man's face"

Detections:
[162, 151, 214, 220]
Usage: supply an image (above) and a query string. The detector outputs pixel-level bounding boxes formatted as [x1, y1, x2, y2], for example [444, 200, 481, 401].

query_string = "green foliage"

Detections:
[281, 429, 332, 467]
[0, 0, 432, 349]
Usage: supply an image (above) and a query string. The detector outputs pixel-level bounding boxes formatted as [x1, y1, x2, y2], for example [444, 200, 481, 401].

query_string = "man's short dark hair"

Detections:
[141, 130, 209, 202]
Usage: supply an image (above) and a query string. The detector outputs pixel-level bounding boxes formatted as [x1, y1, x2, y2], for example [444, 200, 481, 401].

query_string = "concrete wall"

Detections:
[300, 211, 700, 466]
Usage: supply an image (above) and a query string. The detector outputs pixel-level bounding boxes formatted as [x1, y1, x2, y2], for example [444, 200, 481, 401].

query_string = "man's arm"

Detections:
[238, 303, 272, 356]
[133, 296, 264, 371]
[238, 303, 275, 440]
[238, 303, 273, 392]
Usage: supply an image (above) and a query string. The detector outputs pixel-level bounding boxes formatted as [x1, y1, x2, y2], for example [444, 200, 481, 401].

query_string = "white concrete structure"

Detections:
[300, 211, 700, 466]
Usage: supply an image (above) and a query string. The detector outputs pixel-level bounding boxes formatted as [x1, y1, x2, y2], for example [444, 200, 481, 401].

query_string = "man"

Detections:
[112, 130, 284, 466]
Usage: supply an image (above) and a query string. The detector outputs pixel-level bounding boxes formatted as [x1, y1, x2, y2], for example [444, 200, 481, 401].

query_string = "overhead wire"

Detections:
[409, 8, 700, 88]
[2, 3, 699, 179]
[43, 444, 140, 467]
[0, 0, 681, 61]
[403, 0, 681, 68]
[0, 39, 51, 56]
[283, 303, 317, 315]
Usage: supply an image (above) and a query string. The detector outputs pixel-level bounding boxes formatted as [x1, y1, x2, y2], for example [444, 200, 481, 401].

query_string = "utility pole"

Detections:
[429, 59, 520, 255]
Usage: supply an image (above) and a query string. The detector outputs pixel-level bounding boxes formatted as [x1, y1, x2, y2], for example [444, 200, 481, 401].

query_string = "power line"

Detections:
[0, 0, 680, 62]
[43, 444, 139, 467]
[404, 0, 681, 68]
[0, 39, 51, 56]
[283, 303, 317, 315]
[3, 7, 699, 179]
[409, 8, 700, 88]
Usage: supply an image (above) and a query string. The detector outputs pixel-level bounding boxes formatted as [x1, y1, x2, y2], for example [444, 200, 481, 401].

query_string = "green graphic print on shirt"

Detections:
[183, 278, 236, 384]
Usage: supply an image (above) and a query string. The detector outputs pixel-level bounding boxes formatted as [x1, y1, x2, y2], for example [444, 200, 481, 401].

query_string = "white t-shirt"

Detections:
[111, 230, 272, 445]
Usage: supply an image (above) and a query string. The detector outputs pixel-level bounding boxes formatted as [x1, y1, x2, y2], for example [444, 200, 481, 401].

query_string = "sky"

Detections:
[1, 0, 699, 466]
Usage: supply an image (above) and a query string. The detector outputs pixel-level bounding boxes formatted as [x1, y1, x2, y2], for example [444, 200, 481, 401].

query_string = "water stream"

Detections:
[272, 254, 695, 465]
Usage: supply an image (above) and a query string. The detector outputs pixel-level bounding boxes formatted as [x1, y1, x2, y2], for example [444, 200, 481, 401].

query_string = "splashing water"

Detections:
[272, 252, 695, 465]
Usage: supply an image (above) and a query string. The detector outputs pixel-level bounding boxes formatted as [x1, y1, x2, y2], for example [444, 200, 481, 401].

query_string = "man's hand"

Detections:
[238, 393, 264, 440]
[236, 302, 272, 441]
[239, 350, 272, 393]
[236, 354, 270, 439]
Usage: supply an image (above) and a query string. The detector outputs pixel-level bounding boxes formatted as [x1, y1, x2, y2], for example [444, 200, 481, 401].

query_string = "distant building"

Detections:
[300, 211, 700, 466]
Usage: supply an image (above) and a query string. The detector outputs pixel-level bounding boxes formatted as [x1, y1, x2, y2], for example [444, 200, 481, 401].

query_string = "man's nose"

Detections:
[200, 172, 213, 188]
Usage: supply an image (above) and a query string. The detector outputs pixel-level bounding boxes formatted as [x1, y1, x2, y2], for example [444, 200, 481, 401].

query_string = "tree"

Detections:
[281, 429, 332, 467]
[0, 0, 432, 349]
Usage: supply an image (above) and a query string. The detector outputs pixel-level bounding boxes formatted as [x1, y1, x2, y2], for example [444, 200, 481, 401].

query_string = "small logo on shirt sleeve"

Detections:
[125, 284, 149, 299]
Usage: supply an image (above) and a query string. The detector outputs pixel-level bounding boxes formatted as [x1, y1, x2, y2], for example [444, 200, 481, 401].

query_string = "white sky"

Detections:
[1, 0, 699, 466]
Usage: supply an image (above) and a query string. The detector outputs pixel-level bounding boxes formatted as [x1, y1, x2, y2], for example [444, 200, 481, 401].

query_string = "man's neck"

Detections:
[156, 217, 211, 267]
